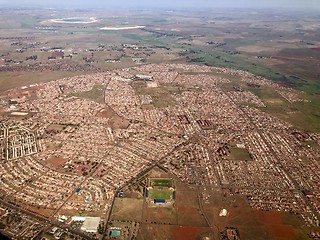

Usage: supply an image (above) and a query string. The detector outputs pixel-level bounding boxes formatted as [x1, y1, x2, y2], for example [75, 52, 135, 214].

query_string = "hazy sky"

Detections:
[1, 0, 320, 10]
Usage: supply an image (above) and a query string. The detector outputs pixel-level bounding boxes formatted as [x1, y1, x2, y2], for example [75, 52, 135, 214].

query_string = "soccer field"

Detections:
[151, 179, 172, 188]
[149, 189, 172, 200]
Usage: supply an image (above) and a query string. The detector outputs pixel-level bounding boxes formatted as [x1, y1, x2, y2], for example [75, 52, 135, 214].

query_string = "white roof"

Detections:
[219, 209, 228, 217]
[72, 216, 86, 221]
[81, 217, 101, 233]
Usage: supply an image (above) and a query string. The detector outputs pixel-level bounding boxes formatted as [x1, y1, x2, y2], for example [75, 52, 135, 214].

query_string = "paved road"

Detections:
[0, 198, 93, 240]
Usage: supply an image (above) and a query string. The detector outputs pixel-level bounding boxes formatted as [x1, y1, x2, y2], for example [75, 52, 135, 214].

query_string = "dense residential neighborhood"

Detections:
[0, 63, 319, 239]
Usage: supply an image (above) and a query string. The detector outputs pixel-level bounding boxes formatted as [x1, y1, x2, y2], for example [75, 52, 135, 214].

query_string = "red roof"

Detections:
[52, 51, 64, 58]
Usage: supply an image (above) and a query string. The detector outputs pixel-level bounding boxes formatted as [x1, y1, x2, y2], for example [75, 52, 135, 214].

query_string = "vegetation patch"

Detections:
[149, 189, 172, 200]
[131, 81, 180, 108]
[70, 84, 105, 104]
[151, 179, 173, 188]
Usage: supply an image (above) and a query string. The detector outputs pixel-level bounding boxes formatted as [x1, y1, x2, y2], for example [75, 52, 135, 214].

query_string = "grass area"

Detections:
[226, 148, 252, 161]
[131, 81, 180, 108]
[122, 33, 165, 45]
[149, 189, 172, 200]
[187, 45, 285, 80]
[122, 33, 145, 41]
[0, 71, 83, 93]
[183, 41, 319, 95]
[250, 87, 320, 132]
[70, 85, 105, 104]
[152, 179, 172, 188]
[220, 76, 320, 132]
[110, 198, 144, 222]
[300, 82, 320, 94]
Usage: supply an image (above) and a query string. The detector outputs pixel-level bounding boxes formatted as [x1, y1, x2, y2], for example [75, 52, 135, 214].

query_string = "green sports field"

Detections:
[149, 189, 172, 200]
[151, 179, 172, 188]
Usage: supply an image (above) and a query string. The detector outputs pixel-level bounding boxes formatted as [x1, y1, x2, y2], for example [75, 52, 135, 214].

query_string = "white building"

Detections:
[81, 217, 101, 233]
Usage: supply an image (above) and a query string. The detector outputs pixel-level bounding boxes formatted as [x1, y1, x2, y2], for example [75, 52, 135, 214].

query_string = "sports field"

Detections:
[149, 189, 172, 200]
[151, 179, 172, 188]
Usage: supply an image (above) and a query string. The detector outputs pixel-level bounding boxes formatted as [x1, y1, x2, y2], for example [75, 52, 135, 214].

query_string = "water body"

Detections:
[100, 25, 146, 30]
[61, 18, 84, 23]
[50, 17, 98, 24]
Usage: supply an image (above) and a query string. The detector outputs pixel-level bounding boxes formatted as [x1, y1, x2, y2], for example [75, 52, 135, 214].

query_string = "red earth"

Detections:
[172, 226, 210, 240]
[255, 210, 299, 240]
[45, 157, 67, 168]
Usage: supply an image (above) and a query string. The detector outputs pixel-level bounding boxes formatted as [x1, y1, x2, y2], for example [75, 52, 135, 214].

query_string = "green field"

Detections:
[151, 179, 172, 188]
[149, 189, 172, 200]
[131, 81, 179, 108]
[70, 84, 105, 104]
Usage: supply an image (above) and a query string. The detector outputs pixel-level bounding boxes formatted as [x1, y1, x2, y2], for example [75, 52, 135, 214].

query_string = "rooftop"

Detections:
[80, 217, 101, 233]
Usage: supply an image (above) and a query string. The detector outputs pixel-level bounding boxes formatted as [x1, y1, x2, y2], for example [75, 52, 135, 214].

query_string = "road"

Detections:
[0, 198, 93, 240]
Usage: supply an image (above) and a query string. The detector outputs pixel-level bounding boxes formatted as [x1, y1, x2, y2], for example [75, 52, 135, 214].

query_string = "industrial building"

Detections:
[80, 217, 101, 233]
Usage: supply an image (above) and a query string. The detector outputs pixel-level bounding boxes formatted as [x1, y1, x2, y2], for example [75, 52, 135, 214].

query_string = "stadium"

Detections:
[146, 178, 176, 205]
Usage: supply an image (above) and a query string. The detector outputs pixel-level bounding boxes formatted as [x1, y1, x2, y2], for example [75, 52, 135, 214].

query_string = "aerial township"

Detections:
[0, 63, 319, 238]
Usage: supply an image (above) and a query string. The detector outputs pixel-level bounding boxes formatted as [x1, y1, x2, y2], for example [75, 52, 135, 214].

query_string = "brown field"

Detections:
[46, 124, 66, 132]
[109, 167, 209, 239]
[175, 189, 208, 227]
[97, 106, 130, 129]
[111, 198, 144, 222]
[255, 211, 300, 240]
[172, 226, 211, 240]
[141, 173, 209, 237]
[45, 157, 67, 168]
[75, 164, 90, 175]
[226, 148, 252, 161]
[137, 224, 211, 240]
[203, 191, 309, 240]
[143, 206, 177, 225]
[20, 203, 55, 218]
[137, 224, 173, 240]
[131, 81, 180, 108]
[0, 71, 82, 93]
[45, 141, 62, 151]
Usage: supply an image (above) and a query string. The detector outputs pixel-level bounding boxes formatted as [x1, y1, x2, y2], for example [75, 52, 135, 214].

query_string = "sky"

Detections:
[1, 0, 320, 10]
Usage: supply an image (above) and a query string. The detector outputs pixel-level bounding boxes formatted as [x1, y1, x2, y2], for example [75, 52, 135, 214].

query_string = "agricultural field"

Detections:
[0, 7, 318, 133]
[0, 8, 319, 96]
[0, 9, 320, 132]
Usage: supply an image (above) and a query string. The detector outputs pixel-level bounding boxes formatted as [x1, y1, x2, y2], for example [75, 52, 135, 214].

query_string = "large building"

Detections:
[134, 74, 153, 81]
[80, 217, 101, 233]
